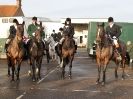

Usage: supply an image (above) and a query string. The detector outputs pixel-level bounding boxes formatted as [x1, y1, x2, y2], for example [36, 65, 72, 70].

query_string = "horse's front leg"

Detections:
[32, 59, 36, 82]
[69, 56, 74, 79]
[96, 65, 101, 84]
[61, 58, 66, 79]
[37, 57, 42, 80]
[121, 59, 126, 80]
[101, 64, 107, 86]
[16, 60, 22, 81]
[11, 63, 15, 81]
[115, 61, 119, 80]
[7, 57, 11, 76]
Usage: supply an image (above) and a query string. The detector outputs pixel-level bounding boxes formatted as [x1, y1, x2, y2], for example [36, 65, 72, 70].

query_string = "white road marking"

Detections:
[73, 90, 88, 92]
[37, 65, 60, 84]
[16, 92, 26, 99]
[75, 57, 89, 59]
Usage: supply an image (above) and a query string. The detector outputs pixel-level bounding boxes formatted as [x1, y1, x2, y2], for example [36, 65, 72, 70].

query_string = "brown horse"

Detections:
[96, 23, 127, 85]
[27, 29, 45, 81]
[6, 23, 25, 81]
[61, 36, 75, 79]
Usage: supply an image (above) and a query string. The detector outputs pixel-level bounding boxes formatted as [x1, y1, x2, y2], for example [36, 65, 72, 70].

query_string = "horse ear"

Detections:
[102, 22, 105, 27]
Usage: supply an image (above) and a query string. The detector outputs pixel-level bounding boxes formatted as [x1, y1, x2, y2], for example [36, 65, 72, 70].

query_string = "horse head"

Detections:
[35, 29, 41, 42]
[96, 22, 105, 43]
[16, 22, 24, 41]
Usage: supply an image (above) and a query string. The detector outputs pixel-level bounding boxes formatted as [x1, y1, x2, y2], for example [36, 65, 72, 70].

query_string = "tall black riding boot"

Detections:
[5, 44, 9, 53]
[75, 45, 77, 53]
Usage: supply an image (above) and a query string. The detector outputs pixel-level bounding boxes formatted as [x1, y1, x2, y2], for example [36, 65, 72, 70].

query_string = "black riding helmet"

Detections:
[32, 16, 37, 21]
[66, 18, 71, 22]
[59, 27, 63, 31]
[108, 17, 114, 22]
[65, 18, 71, 25]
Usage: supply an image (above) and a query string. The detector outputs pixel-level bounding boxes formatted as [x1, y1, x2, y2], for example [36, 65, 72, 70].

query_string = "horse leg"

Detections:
[37, 57, 42, 80]
[7, 58, 11, 76]
[96, 58, 101, 84]
[61, 58, 66, 79]
[46, 50, 50, 63]
[115, 61, 119, 80]
[101, 65, 107, 85]
[28, 58, 32, 76]
[32, 59, 36, 82]
[11, 60, 15, 81]
[16, 60, 22, 81]
[69, 56, 74, 79]
[121, 59, 126, 80]
[96, 65, 101, 84]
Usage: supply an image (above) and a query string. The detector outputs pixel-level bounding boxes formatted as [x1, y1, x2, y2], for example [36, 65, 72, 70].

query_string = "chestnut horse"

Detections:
[61, 36, 75, 79]
[6, 23, 25, 81]
[96, 23, 127, 85]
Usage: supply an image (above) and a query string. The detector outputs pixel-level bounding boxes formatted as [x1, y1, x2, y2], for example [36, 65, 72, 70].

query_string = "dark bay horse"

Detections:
[27, 29, 45, 81]
[96, 23, 127, 85]
[6, 23, 25, 81]
[61, 36, 75, 79]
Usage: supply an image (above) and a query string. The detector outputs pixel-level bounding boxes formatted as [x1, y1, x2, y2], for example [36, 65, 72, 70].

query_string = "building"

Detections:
[0, 0, 24, 58]
[0, 0, 24, 17]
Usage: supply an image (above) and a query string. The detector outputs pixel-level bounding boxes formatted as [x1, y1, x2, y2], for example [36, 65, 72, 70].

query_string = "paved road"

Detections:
[0, 48, 133, 99]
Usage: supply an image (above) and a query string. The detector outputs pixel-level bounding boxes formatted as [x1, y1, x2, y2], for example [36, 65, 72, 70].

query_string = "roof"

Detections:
[0, 5, 24, 17]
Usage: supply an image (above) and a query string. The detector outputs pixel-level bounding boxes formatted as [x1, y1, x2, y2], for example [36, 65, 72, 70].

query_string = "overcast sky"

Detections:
[1, 0, 133, 22]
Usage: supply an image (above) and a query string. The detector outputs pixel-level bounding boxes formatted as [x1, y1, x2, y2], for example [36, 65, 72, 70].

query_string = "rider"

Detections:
[27, 17, 45, 55]
[27, 16, 40, 38]
[51, 29, 57, 42]
[5, 19, 19, 53]
[106, 17, 122, 56]
[56, 28, 63, 42]
[59, 18, 77, 52]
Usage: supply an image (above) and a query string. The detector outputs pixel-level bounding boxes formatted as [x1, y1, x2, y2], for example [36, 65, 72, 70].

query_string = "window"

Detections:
[2, 18, 8, 23]
[85, 35, 87, 38]
[9, 18, 14, 23]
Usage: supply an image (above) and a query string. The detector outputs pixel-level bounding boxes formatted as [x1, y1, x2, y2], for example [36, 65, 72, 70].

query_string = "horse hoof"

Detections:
[28, 70, 32, 76]
[122, 78, 125, 80]
[96, 82, 99, 85]
[101, 82, 105, 86]
[10, 79, 15, 82]
[69, 75, 72, 79]
[16, 78, 20, 81]
[7, 74, 11, 77]
[32, 78, 36, 82]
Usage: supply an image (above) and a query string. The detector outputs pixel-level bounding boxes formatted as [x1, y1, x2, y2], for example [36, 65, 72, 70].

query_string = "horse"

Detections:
[6, 23, 25, 81]
[46, 36, 59, 63]
[95, 23, 127, 85]
[61, 35, 75, 79]
[27, 29, 45, 81]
